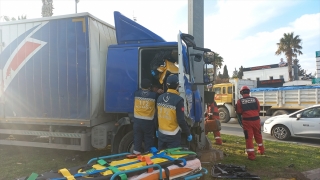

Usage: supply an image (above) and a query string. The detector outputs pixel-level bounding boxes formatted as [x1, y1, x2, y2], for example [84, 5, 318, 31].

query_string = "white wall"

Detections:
[243, 66, 293, 82]
[283, 80, 312, 86]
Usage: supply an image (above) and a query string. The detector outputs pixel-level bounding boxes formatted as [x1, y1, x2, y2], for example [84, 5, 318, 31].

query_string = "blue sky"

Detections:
[248, 0, 319, 34]
[0, 0, 319, 76]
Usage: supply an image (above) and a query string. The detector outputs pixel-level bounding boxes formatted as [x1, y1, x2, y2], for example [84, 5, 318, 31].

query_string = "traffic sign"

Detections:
[312, 78, 320, 84]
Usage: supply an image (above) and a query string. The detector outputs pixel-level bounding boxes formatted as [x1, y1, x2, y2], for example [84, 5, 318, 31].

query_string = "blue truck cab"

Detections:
[105, 12, 211, 153]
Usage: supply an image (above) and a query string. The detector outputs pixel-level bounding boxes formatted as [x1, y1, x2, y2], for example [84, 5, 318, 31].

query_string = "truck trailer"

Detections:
[0, 12, 212, 153]
[213, 78, 320, 123]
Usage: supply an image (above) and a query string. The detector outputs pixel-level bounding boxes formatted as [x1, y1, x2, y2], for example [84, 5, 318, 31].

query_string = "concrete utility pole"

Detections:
[42, 0, 54, 17]
[75, 0, 79, 13]
[188, 0, 207, 149]
[188, 0, 204, 48]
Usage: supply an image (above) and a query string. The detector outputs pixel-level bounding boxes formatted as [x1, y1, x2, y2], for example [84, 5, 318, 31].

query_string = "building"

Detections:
[242, 63, 293, 81]
[242, 61, 295, 88]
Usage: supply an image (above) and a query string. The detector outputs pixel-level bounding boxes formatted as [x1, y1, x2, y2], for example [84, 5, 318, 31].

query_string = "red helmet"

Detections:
[240, 86, 250, 92]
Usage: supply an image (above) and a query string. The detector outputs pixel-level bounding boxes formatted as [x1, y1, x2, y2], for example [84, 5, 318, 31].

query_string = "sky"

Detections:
[0, 0, 319, 76]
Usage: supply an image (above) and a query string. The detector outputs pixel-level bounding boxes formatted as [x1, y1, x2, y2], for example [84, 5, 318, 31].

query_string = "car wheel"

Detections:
[272, 110, 289, 116]
[218, 107, 230, 123]
[272, 125, 291, 140]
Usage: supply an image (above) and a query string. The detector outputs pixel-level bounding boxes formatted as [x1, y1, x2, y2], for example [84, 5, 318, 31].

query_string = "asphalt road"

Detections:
[220, 116, 320, 147]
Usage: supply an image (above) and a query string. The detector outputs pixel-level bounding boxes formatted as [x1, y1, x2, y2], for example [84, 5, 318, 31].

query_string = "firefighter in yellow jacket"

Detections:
[155, 75, 192, 150]
[133, 79, 157, 154]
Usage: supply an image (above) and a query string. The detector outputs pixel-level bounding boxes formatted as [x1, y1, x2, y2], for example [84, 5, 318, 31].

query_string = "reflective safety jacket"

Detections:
[134, 89, 157, 120]
[236, 94, 260, 121]
[207, 101, 219, 120]
[157, 89, 190, 136]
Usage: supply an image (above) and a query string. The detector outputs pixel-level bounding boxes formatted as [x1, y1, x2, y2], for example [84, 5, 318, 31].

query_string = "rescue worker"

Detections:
[133, 79, 157, 154]
[236, 86, 265, 160]
[155, 75, 192, 150]
[205, 97, 223, 145]
[152, 83, 164, 98]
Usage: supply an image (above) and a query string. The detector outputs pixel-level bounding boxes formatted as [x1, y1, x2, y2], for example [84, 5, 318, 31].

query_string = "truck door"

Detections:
[177, 32, 210, 123]
[221, 87, 228, 102]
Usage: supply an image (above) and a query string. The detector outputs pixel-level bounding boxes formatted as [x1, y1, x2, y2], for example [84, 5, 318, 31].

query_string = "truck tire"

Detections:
[272, 125, 291, 140]
[218, 107, 230, 123]
[272, 110, 289, 116]
[118, 131, 134, 153]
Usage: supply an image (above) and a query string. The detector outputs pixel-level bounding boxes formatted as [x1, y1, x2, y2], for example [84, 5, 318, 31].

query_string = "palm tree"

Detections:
[275, 32, 303, 81]
[204, 51, 224, 80]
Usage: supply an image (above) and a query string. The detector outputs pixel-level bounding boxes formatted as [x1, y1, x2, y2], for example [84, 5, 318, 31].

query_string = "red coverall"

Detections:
[206, 101, 222, 145]
[236, 94, 264, 160]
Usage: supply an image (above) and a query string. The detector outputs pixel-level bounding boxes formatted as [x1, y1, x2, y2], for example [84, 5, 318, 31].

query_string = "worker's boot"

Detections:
[257, 144, 264, 155]
[247, 152, 255, 160]
[215, 138, 222, 145]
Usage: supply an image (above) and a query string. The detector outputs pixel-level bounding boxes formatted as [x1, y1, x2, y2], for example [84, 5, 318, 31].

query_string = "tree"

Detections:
[213, 53, 224, 77]
[237, 66, 244, 79]
[293, 59, 306, 76]
[204, 51, 224, 80]
[215, 76, 230, 84]
[218, 71, 223, 79]
[222, 65, 229, 79]
[232, 68, 238, 78]
[275, 32, 303, 81]
[1, 15, 26, 21]
[18, 15, 27, 20]
[42, 0, 54, 17]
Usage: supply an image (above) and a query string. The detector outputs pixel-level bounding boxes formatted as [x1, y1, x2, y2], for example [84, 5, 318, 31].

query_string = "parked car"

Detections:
[263, 105, 320, 140]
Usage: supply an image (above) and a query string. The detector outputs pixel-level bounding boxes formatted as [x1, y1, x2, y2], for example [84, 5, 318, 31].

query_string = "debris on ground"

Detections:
[211, 163, 260, 179]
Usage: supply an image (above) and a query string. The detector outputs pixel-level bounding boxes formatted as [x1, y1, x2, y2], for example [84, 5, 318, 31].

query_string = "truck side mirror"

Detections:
[190, 53, 202, 62]
[296, 114, 301, 120]
[203, 51, 215, 64]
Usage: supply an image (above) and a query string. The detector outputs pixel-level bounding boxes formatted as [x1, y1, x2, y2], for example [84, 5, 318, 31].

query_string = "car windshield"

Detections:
[301, 107, 320, 118]
[290, 106, 320, 116]
[214, 87, 221, 94]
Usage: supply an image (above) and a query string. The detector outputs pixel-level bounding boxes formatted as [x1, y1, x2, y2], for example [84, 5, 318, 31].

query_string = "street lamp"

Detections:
[75, 0, 79, 13]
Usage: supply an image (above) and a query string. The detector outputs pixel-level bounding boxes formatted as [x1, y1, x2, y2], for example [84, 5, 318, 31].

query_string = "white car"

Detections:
[263, 105, 320, 140]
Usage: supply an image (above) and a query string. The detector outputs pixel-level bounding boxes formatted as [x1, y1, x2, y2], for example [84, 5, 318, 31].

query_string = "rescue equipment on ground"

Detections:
[21, 147, 207, 180]
[204, 118, 221, 134]
[211, 163, 260, 179]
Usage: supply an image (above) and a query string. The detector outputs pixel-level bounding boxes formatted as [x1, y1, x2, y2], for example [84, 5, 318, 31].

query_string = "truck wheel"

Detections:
[272, 110, 288, 116]
[218, 107, 230, 123]
[272, 125, 291, 140]
[118, 131, 134, 153]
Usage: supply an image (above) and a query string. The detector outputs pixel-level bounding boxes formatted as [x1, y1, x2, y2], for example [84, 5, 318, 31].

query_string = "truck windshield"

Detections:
[214, 87, 221, 94]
